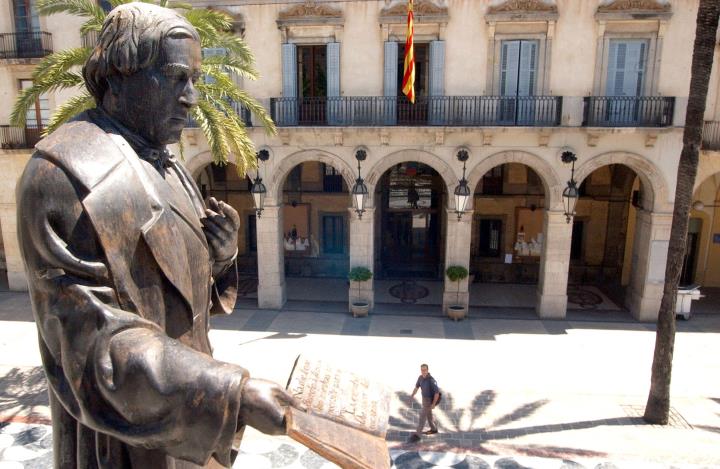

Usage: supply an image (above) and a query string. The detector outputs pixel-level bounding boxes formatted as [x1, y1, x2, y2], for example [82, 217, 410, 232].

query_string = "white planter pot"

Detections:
[447, 305, 467, 321]
[350, 301, 370, 318]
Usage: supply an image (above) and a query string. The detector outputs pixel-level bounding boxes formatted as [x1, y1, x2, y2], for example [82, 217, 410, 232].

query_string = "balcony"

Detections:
[703, 121, 720, 151]
[0, 32, 53, 59]
[270, 96, 563, 127]
[186, 101, 253, 128]
[0, 125, 42, 149]
[81, 30, 99, 49]
[583, 96, 675, 127]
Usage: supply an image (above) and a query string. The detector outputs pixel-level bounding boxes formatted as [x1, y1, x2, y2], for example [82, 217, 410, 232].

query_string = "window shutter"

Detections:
[517, 40, 537, 96]
[429, 40, 445, 97]
[500, 41, 520, 96]
[626, 40, 646, 96]
[384, 41, 398, 96]
[327, 42, 341, 124]
[282, 43, 298, 98]
[327, 42, 341, 97]
[606, 40, 625, 96]
[281, 43, 298, 125]
[383, 41, 398, 125]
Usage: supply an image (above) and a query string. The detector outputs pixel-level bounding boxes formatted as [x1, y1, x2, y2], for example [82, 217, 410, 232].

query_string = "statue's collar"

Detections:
[89, 107, 173, 173]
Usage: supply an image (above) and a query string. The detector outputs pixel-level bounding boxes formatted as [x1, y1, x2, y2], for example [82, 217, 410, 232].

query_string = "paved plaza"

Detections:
[1, 290, 719, 468]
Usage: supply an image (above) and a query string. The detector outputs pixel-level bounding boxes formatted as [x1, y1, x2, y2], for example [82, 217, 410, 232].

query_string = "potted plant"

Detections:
[445, 265, 469, 321]
[348, 266, 373, 317]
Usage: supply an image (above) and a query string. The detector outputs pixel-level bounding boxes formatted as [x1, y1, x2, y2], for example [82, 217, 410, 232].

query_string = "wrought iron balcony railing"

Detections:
[583, 96, 675, 127]
[0, 125, 42, 149]
[186, 101, 253, 128]
[0, 31, 53, 59]
[270, 95, 563, 127]
[703, 121, 720, 151]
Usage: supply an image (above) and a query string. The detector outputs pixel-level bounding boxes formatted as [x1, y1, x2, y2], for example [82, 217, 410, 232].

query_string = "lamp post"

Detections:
[351, 149, 368, 219]
[251, 149, 269, 217]
[454, 149, 471, 221]
[561, 150, 578, 223]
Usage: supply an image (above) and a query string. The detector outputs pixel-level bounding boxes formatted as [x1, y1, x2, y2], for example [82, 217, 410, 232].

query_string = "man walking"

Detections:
[409, 364, 440, 441]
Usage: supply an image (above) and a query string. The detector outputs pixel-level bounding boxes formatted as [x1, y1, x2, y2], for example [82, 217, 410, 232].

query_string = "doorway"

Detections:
[377, 162, 444, 279]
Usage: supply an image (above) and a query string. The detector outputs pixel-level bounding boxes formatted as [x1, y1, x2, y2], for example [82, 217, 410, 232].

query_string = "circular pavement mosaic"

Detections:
[389, 281, 430, 304]
[567, 287, 603, 309]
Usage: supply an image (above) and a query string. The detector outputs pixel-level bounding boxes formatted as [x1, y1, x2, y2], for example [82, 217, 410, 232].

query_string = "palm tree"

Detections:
[10, 0, 275, 174]
[644, 0, 720, 424]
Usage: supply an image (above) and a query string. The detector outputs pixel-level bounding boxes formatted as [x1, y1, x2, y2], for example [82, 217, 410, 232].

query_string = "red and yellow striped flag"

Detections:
[401, 0, 415, 103]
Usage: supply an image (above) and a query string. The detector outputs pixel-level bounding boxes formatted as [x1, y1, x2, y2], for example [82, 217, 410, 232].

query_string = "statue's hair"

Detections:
[83, 3, 200, 104]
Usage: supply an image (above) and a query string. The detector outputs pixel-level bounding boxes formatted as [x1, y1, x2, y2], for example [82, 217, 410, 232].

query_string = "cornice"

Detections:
[277, 1, 343, 27]
[379, 0, 448, 24]
[486, 0, 558, 22]
[596, 0, 672, 20]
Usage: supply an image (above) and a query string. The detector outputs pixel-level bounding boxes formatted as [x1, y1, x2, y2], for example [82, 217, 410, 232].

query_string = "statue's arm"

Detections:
[17, 155, 246, 467]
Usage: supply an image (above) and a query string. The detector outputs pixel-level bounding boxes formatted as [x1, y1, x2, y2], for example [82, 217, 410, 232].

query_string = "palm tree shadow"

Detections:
[0, 366, 49, 424]
[387, 389, 643, 460]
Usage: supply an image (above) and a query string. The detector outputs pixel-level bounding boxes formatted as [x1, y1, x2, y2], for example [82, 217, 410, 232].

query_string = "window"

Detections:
[13, 0, 39, 33]
[19, 79, 48, 147]
[606, 39, 648, 97]
[478, 219, 503, 258]
[322, 164, 343, 193]
[500, 40, 538, 97]
[397, 43, 429, 98]
[322, 215, 345, 254]
[481, 166, 504, 195]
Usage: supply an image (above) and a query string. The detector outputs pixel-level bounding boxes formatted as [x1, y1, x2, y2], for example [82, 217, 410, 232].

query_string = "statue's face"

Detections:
[112, 35, 201, 146]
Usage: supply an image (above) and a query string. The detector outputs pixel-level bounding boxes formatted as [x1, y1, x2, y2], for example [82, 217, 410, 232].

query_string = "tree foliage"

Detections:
[10, 0, 275, 174]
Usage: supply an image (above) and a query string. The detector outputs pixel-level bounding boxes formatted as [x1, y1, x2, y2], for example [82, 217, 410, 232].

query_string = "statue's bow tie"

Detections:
[138, 148, 172, 172]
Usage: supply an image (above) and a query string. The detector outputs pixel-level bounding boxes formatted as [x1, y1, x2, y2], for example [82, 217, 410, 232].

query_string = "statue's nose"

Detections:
[179, 80, 198, 108]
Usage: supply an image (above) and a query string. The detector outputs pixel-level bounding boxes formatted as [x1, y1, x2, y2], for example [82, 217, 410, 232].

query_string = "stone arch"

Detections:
[186, 151, 216, 179]
[694, 155, 720, 194]
[465, 150, 562, 210]
[365, 149, 457, 208]
[574, 151, 670, 212]
[267, 149, 356, 204]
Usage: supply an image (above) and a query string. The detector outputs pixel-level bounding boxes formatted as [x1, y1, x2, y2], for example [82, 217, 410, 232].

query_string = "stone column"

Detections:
[442, 209, 472, 313]
[626, 210, 672, 321]
[1, 152, 31, 291]
[536, 210, 572, 318]
[0, 204, 26, 290]
[256, 205, 286, 309]
[348, 208, 374, 310]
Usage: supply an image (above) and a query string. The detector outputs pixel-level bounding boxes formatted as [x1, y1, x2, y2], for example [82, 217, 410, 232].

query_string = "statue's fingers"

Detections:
[203, 214, 233, 233]
[201, 217, 226, 237]
[208, 197, 220, 212]
[218, 200, 241, 227]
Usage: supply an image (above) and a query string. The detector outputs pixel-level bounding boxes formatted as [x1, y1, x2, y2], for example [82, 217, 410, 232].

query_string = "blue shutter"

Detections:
[281, 43, 298, 125]
[429, 40, 445, 96]
[383, 41, 398, 125]
[500, 41, 520, 97]
[327, 42, 341, 125]
[517, 40, 538, 125]
[428, 41, 446, 125]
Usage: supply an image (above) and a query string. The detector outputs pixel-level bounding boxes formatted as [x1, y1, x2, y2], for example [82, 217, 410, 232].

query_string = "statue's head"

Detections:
[83, 3, 201, 146]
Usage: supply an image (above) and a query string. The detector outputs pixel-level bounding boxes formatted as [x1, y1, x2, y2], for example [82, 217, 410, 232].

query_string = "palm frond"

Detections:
[197, 79, 276, 136]
[36, 0, 106, 24]
[206, 34, 254, 65]
[184, 9, 233, 35]
[201, 47, 257, 79]
[31, 48, 91, 83]
[192, 100, 231, 166]
[44, 92, 95, 136]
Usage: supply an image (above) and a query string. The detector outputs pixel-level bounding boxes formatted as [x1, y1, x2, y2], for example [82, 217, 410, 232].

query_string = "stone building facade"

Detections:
[1, 0, 720, 321]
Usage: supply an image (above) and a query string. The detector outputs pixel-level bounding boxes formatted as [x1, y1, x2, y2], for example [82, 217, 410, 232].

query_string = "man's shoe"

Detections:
[424, 429, 438, 435]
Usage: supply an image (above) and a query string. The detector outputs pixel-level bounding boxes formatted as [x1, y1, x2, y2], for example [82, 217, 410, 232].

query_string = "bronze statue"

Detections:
[16, 4, 297, 468]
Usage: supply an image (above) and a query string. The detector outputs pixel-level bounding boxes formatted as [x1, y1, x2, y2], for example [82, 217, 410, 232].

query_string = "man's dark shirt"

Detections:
[416, 374, 439, 399]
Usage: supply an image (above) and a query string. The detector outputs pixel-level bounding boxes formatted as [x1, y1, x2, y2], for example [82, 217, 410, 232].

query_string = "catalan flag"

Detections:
[401, 0, 415, 103]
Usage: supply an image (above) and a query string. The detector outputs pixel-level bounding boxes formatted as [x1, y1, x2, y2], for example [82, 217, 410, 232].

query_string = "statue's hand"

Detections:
[239, 378, 298, 435]
[201, 197, 240, 263]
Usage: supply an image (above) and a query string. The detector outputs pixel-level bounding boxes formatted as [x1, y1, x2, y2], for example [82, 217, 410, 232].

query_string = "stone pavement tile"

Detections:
[443, 320, 475, 340]
[368, 315, 445, 339]
[0, 293, 33, 322]
[210, 308, 255, 330]
[469, 318, 549, 341]
[341, 315, 370, 336]
[241, 309, 280, 331]
[268, 311, 345, 335]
